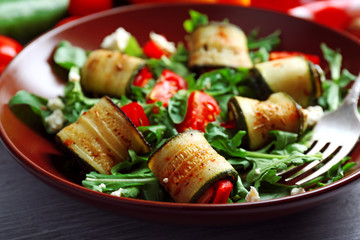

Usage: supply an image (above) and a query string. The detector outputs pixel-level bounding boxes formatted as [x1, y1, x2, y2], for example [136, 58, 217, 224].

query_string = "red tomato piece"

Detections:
[269, 51, 320, 65]
[133, 67, 153, 87]
[121, 102, 150, 127]
[0, 35, 23, 74]
[176, 91, 220, 133]
[143, 40, 167, 59]
[146, 69, 188, 107]
[196, 179, 233, 204]
[68, 0, 112, 17]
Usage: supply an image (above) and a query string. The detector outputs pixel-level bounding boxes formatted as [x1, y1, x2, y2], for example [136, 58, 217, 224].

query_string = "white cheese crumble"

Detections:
[290, 187, 306, 196]
[245, 186, 260, 202]
[45, 109, 65, 133]
[47, 98, 65, 111]
[255, 168, 261, 175]
[149, 31, 176, 55]
[303, 105, 324, 127]
[69, 68, 81, 82]
[163, 178, 169, 184]
[111, 188, 123, 197]
[101, 27, 131, 52]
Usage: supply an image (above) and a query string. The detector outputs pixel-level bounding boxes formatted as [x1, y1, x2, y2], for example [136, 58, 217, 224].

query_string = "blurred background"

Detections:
[1, 0, 360, 75]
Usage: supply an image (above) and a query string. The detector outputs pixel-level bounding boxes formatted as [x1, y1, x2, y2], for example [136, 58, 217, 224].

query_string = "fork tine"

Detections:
[295, 146, 350, 186]
[305, 140, 327, 156]
[320, 142, 342, 159]
[283, 160, 321, 182]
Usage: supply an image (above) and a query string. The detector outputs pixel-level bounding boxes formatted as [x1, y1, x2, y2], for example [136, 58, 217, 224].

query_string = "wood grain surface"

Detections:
[0, 142, 359, 240]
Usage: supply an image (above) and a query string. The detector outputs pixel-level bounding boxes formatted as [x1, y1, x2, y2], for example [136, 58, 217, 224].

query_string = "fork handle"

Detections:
[344, 74, 360, 106]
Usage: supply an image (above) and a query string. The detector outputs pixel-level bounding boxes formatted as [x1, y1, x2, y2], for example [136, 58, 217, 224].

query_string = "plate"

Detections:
[1, 3, 360, 225]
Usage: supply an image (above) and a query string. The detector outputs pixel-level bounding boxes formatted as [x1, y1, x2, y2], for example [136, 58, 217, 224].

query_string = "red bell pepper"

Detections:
[121, 102, 150, 127]
[196, 179, 233, 204]
[269, 51, 320, 65]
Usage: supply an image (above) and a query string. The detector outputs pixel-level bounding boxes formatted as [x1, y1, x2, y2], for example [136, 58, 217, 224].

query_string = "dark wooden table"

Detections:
[1, 142, 359, 240]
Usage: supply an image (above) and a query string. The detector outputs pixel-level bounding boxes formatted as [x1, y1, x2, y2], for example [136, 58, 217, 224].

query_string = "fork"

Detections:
[278, 74, 360, 186]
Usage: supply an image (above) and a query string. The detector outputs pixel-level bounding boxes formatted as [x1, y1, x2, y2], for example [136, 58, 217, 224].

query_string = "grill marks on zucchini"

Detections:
[81, 49, 145, 98]
[250, 56, 322, 107]
[187, 22, 253, 69]
[56, 97, 150, 174]
[148, 131, 238, 203]
[228, 92, 304, 150]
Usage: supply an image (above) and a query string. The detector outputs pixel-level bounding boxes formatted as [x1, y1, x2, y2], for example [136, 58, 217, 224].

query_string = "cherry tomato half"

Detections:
[121, 102, 150, 127]
[146, 69, 188, 107]
[0, 35, 23, 74]
[143, 40, 167, 59]
[269, 51, 320, 65]
[68, 0, 113, 17]
[133, 67, 153, 87]
[176, 91, 220, 133]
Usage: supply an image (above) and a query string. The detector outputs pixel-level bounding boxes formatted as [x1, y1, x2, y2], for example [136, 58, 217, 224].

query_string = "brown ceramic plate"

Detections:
[1, 3, 360, 225]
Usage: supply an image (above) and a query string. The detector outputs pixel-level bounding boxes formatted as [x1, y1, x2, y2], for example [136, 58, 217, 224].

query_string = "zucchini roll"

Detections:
[228, 92, 304, 150]
[250, 56, 322, 107]
[187, 22, 253, 69]
[56, 97, 150, 174]
[81, 49, 145, 98]
[148, 131, 238, 203]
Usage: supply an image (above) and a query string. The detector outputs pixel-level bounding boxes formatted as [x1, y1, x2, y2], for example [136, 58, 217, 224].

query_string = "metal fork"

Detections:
[278, 75, 360, 186]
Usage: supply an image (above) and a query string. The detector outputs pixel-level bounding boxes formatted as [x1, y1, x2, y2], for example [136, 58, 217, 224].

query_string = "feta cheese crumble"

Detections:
[69, 68, 81, 82]
[45, 109, 65, 133]
[149, 32, 176, 55]
[303, 105, 324, 127]
[111, 188, 123, 197]
[245, 186, 260, 202]
[101, 27, 131, 52]
[47, 98, 65, 111]
[290, 187, 306, 196]
[255, 168, 261, 175]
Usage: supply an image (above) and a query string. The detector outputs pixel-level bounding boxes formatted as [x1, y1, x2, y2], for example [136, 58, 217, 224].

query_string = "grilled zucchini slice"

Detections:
[250, 56, 322, 107]
[81, 49, 145, 98]
[187, 22, 253, 69]
[56, 97, 150, 174]
[148, 130, 238, 203]
[228, 92, 304, 150]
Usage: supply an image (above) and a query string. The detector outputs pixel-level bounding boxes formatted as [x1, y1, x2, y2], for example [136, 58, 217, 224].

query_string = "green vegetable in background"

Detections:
[0, 0, 69, 42]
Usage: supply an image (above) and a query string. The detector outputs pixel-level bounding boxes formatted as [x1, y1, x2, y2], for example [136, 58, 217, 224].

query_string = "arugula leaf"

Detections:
[194, 67, 253, 114]
[247, 29, 281, 51]
[183, 9, 208, 33]
[60, 68, 99, 124]
[247, 30, 281, 64]
[138, 125, 168, 149]
[8, 90, 53, 133]
[8, 90, 50, 119]
[83, 149, 166, 201]
[146, 43, 189, 79]
[168, 90, 189, 124]
[53, 41, 87, 70]
[318, 43, 356, 111]
[124, 35, 143, 57]
[144, 102, 178, 138]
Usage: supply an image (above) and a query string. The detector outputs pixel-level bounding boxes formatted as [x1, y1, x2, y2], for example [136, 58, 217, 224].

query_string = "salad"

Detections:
[8, 10, 357, 204]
